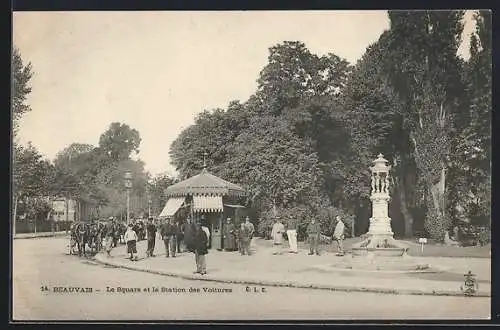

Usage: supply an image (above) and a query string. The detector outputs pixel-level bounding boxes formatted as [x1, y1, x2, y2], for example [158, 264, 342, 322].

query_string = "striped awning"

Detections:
[159, 197, 185, 218]
[193, 195, 223, 213]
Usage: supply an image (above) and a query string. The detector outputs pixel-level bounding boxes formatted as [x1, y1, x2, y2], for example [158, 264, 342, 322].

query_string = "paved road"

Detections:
[12, 237, 490, 321]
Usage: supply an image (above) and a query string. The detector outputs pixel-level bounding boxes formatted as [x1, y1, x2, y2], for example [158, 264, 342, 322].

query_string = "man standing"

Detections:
[224, 217, 236, 251]
[239, 222, 250, 255]
[160, 218, 176, 258]
[333, 215, 345, 256]
[286, 216, 298, 253]
[193, 221, 209, 275]
[244, 217, 255, 255]
[146, 218, 157, 257]
[271, 217, 285, 255]
[306, 218, 321, 256]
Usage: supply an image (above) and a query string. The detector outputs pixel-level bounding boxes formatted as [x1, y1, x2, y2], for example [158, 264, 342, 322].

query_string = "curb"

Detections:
[93, 254, 490, 298]
[14, 232, 69, 239]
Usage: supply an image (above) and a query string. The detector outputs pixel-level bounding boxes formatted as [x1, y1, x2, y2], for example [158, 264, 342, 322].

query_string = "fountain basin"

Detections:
[351, 247, 407, 257]
[311, 255, 440, 274]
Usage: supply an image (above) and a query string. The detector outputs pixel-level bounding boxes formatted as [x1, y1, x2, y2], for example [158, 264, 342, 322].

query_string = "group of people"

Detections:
[101, 213, 346, 275]
[270, 215, 346, 256]
[107, 216, 208, 274]
[107, 217, 185, 261]
[223, 216, 255, 255]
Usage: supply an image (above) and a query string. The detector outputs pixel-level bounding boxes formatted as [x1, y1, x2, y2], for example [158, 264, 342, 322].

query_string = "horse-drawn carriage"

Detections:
[69, 221, 110, 256]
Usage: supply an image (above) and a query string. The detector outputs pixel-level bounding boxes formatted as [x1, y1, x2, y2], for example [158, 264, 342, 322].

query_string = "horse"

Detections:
[69, 223, 79, 255]
[111, 222, 127, 247]
[73, 222, 90, 257]
[87, 223, 101, 254]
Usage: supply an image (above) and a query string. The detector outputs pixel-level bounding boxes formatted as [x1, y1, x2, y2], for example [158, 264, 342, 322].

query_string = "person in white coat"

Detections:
[271, 217, 285, 255]
[124, 224, 139, 261]
[333, 216, 345, 256]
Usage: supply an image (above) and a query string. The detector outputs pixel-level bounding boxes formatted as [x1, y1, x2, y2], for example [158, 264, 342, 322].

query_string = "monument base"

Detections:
[351, 235, 408, 257]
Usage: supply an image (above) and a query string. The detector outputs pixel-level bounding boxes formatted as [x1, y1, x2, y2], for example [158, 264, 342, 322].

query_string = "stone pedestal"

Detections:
[351, 154, 407, 256]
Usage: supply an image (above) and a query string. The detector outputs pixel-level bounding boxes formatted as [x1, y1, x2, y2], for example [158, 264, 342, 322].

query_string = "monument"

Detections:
[350, 154, 408, 256]
[312, 154, 437, 273]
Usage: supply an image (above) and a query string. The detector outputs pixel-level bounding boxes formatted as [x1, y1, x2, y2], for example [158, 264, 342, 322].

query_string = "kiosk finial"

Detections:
[203, 151, 208, 170]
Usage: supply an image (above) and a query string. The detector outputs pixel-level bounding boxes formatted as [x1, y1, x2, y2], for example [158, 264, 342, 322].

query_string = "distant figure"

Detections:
[333, 216, 345, 256]
[224, 218, 236, 251]
[306, 218, 321, 256]
[124, 224, 138, 261]
[193, 221, 209, 275]
[286, 216, 299, 254]
[104, 221, 114, 257]
[453, 226, 460, 241]
[145, 218, 157, 257]
[175, 220, 184, 253]
[271, 217, 285, 255]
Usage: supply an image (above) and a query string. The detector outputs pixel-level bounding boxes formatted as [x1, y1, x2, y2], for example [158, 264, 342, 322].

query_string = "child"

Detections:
[124, 224, 138, 261]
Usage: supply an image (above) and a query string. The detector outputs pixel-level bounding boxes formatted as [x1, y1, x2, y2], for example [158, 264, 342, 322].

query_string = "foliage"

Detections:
[147, 173, 176, 217]
[11, 47, 33, 137]
[448, 10, 491, 229]
[384, 10, 467, 241]
[98, 122, 141, 161]
[13, 143, 53, 198]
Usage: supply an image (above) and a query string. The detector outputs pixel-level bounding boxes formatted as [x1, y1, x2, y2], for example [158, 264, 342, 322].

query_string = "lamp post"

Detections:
[124, 171, 133, 224]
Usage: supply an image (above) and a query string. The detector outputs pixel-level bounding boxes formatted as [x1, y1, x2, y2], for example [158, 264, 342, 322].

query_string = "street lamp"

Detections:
[124, 171, 133, 224]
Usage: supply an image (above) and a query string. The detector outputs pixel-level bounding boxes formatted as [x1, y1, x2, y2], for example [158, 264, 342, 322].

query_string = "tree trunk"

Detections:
[399, 179, 414, 238]
[65, 196, 69, 222]
[13, 195, 19, 236]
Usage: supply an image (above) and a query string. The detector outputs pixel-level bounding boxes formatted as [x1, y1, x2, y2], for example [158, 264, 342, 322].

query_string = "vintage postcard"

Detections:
[11, 10, 491, 321]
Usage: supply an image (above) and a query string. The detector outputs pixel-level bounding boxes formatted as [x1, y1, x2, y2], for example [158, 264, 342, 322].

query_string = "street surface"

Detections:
[12, 237, 490, 320]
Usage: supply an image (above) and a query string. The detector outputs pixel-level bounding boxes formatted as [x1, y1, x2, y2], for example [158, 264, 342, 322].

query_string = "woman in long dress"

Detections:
[271, 217, 285, 255]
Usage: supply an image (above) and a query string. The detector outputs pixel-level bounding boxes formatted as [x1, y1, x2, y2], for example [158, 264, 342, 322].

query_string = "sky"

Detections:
[12, 11, 475, 177]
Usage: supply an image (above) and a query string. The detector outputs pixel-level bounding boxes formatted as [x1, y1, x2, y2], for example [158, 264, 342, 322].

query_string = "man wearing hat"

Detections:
[223, 217, 236, 251]
[145, 217, 157, 257]
[192, 219, 209, 275]
[306, 218, 321, 256]
[243, 216, 255, 255]
[160, 218, 177, 258]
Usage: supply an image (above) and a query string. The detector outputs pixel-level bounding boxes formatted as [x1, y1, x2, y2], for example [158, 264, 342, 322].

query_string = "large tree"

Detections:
[170, 100, 252, 179]
[448, 10, 491, 230]
[12, 143, 54, 234]
[225, 115, 328, 220]
[384, 10, 467, 241]
[99, 122, 141, 161]
[342, 30, 422, 237]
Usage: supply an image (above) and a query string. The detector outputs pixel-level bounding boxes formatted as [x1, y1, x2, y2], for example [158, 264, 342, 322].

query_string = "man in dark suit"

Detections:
[146, 218, 157, 257]
[160, 218, 177, 257]
[193, 221, 209, 275]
